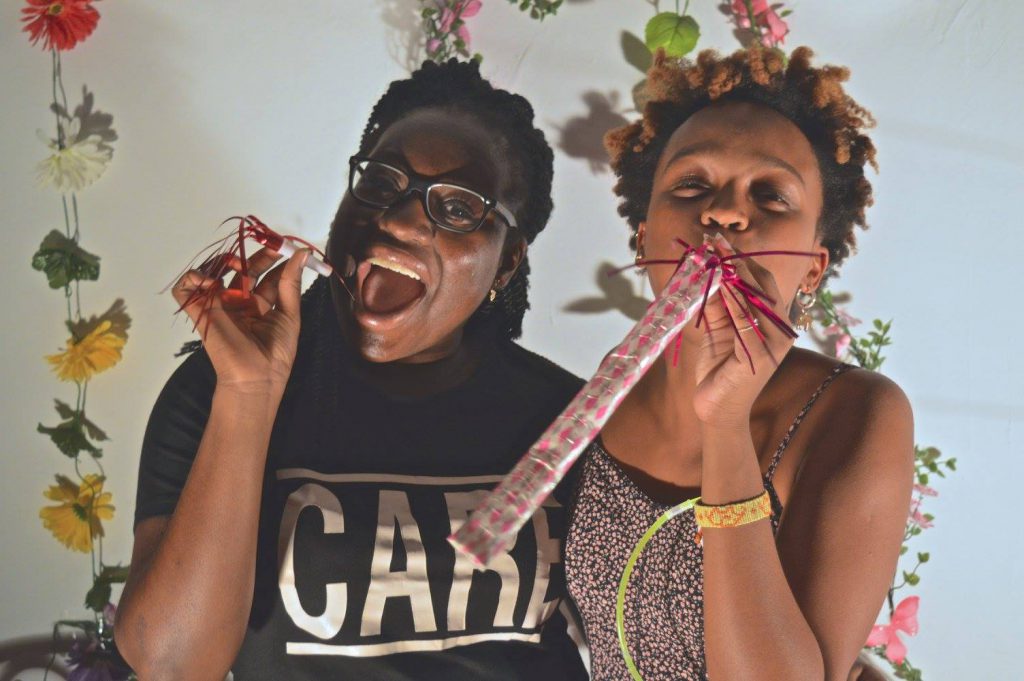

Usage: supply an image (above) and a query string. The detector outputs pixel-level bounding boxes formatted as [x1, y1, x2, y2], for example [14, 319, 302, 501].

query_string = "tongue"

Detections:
[361, 265, 425, 314]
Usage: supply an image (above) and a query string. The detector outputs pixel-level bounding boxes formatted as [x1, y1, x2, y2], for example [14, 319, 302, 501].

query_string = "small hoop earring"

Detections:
[795, 289, 817, 331]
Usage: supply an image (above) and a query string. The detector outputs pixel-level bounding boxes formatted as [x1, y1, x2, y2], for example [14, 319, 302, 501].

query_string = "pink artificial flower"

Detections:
[835, 334, 852, 358]
[438, 0, 479, 48]
[731, 0, 769, 24]
[834, 306, 861, 328]
[866, 596, 919, 664]
[760, 6, 789, 47]
[21, 0, 100, 52]
[909, 500, 934, 529]
[440, 0, 481, 32]
[913, 483, 938, 497]
[427, 38, 441, 54]
[730, 0, 789, 48]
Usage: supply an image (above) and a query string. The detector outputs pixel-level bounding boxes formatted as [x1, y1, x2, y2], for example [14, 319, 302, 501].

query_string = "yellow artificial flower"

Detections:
[46, 319, 126, 383]
[39, 474, 114, 553]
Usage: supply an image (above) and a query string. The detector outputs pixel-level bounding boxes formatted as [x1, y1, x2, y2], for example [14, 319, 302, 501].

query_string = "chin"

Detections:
[351, 329, 403, 363]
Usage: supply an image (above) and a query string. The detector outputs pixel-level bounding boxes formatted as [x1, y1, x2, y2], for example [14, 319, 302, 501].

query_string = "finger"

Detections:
[712, 235, 781, 309]
[171, 271, 224, 328]
[227, 247, 284, 291]
[276, 249, 309, 320]
[251, 260, 288, 313]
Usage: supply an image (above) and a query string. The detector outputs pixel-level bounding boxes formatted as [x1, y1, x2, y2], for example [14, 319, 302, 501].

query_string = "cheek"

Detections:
[437, 236, 503, 297]
[328, 199, 375, 254]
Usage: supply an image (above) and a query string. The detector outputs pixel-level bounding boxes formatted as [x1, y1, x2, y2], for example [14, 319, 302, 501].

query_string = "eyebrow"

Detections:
[375, 151, 480, 185]
[662, 141, 806, 187]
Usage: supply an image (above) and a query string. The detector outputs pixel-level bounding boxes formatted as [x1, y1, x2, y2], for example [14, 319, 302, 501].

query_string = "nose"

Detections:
[377, 189, 434, 243]
[700, 189, 749, 232]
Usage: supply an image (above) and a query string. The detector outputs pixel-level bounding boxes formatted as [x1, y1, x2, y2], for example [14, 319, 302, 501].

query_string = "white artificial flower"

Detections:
[36, 117, 112, 193]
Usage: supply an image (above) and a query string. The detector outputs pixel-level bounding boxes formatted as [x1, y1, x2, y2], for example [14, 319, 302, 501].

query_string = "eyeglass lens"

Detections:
[352, 160, 488, 232]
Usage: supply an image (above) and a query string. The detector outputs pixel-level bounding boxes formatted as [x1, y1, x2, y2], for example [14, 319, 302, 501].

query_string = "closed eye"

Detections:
[752, 184, 792, 210]
[671, 176, 710, 198]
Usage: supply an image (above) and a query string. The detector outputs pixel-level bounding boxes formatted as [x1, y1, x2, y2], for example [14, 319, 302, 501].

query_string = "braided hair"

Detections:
[334, 58, 555, 340]
[607, 47, 877, 278]
[179, 61, 552, 360]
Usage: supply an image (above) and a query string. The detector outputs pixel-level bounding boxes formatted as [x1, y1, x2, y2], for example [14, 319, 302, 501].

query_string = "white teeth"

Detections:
[366, 257, 421, 281]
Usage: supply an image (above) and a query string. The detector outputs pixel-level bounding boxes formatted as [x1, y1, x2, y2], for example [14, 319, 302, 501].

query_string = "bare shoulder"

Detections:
[792, 349, 914, 480]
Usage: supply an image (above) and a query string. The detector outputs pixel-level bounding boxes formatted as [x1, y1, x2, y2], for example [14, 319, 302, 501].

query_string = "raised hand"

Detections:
[693, 234, 796, 426]
[172, 246, 309, 394]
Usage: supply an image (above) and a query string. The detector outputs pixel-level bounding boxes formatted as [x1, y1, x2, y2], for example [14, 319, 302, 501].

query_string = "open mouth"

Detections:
[357, 256, 427, 315]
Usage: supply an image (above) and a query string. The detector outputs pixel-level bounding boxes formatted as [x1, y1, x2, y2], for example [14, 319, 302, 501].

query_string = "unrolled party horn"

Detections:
[448, 236, 819, 566]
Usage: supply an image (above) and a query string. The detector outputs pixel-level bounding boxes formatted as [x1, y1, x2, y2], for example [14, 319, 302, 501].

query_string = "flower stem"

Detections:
[743, 0, 764, 42]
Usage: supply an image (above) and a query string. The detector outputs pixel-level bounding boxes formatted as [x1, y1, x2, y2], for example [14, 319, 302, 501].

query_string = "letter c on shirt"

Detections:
[278, 483, 347, 639]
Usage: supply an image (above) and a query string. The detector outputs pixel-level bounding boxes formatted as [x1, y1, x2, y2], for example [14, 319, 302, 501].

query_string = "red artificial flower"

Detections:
[21, 0, 100, 52]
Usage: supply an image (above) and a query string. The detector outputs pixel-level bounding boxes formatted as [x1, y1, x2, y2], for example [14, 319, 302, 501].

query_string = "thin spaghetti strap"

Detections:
[765, 363, 855, 482]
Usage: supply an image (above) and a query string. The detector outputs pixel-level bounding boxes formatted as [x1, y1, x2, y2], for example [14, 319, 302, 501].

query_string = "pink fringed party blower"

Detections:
[448, 245, 722, 566]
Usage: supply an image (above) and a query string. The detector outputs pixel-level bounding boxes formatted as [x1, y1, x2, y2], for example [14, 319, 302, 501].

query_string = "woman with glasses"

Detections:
[564, 48, 914, 680]
[116, 60, 588, 681]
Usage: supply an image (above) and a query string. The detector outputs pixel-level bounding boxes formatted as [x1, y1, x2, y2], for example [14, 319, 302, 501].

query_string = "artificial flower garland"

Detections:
[22, 2, 134, 679]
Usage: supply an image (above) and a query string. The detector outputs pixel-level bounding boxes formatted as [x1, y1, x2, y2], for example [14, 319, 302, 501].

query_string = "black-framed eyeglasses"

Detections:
[348, 156, 518, 234]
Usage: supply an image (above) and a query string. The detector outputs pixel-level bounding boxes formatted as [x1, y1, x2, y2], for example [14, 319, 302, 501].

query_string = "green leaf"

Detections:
[53, 399, 108, 442]
[947, 458, 957, 471]
[37, 418, 101, 458]
[917, 552, 930, 563]
[85, 580, 112, 612]
[84, 565, 130, 612]
[31, 230, 101, 289]
[644, 13, 700, 58]
[899, 545, 908, 555]
[905, 572, 920, 586]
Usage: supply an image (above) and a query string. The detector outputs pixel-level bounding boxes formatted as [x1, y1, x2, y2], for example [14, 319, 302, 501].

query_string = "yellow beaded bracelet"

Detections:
[694, 490, 771, 529]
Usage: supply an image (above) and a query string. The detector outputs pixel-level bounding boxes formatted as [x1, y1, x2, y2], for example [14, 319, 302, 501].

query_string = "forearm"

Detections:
[117, 385, 281, 680]
[700, 425, 825, 681]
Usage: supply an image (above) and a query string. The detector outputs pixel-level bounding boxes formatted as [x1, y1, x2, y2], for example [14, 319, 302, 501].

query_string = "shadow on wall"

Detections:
[553, 91, 630, 174]
[563, 261, 650, 321]
[378, 0, 425, 73]
[0, 635, 71, 681]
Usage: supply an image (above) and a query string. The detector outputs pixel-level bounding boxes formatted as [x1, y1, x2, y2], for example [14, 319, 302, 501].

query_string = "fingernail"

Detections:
[300, 249, 311, 266]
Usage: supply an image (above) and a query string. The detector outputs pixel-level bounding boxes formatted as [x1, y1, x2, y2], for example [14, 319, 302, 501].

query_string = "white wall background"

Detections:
[2, 1, 1021, 678]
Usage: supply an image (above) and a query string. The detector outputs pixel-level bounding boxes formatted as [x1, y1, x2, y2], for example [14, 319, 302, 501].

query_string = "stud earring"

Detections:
[488, 288, 497, 303]
[795, 288, 817, 331]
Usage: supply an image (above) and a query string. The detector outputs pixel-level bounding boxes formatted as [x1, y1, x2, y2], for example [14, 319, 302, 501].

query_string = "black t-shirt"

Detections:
[134, 300, 588, 680]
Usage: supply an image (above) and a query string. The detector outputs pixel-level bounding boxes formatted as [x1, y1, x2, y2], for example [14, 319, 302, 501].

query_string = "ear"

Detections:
[802, 245, 830, 292]
[494, 232, 527, 289]
[635, 221, 646, 251]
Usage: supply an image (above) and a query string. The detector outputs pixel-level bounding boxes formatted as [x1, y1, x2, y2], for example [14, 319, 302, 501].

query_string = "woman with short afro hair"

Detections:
[565, 47, 912, 680]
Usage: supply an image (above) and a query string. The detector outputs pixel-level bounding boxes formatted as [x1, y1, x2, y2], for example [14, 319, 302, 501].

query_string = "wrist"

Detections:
[212, 381, 285, 422]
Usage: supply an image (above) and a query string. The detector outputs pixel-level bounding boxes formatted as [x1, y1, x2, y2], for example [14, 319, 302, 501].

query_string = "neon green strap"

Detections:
[615, 496, 700, 681]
